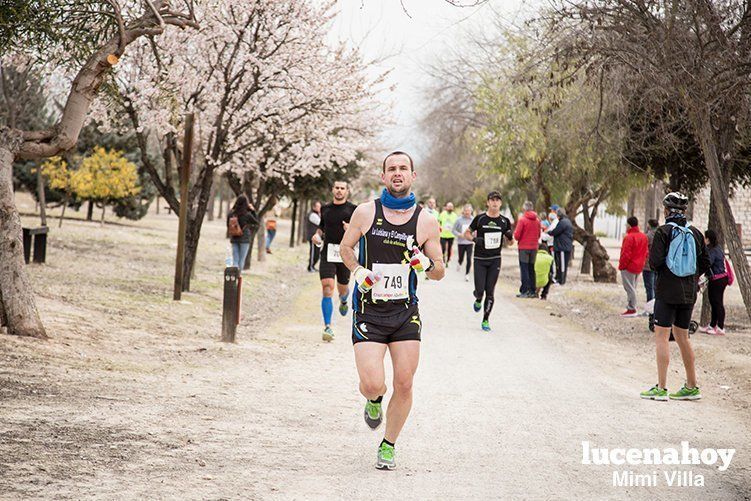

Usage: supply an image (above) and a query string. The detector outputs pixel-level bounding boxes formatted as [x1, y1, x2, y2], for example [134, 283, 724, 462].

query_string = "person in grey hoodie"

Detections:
[547, 207, 574, 285]
[452, 204, 475, 281]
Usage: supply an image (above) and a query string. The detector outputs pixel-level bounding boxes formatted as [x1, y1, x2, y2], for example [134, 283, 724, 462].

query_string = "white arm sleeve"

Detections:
[309, 212, 321, 226]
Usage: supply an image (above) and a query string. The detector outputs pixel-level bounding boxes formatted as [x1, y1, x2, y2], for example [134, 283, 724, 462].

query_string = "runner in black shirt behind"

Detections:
[464, 191, 514, 332]
[311, 181, 357, 342]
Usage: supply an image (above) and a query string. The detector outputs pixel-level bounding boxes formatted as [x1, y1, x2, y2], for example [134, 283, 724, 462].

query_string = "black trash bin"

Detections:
[22, 226, 49, 264]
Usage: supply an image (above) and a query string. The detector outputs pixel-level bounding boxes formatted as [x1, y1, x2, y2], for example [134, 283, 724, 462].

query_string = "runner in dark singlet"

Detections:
[340, 151, 444, 471]
[312, 181, 356, 342]
[464, 191, 514, 332]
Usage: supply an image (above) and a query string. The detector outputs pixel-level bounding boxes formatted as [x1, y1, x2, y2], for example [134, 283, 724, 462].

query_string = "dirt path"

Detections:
[2, 210, 750, 498]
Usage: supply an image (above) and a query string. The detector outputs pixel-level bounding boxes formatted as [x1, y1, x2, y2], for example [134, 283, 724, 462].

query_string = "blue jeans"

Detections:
[266, 229, 276, 249]
[232, 242, 250, 269]
[642, 270, 656, 302]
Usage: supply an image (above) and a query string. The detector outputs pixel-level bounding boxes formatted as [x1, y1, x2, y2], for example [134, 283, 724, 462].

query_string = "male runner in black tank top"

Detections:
[464, 191, 514, 332]
[340, 151, 444, 471]
[311, 181, 357, 342]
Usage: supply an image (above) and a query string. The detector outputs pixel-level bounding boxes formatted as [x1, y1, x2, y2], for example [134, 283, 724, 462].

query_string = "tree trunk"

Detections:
[207, 181, 216, 221]
[37, 167, 47, 226]
[0, 139, 46, 337]
[156, 194, 160, 215]
[58, 193, 69, 228]
[244, 229, 255, 270]
[580, 202, 594, 275]
[627, 190, 636, 217]
[100, 203, 106, 225]
[644, 185, 655, 230]
[700, 187, 721, 326]
[257, 215, 266, 262]
[297, 199, 306, 245]
[572, 221, 617, 283]
[289, 198, 298, 247]
[86, 200, 94, 221]
[0, 288, 6, 329]
[694, 109, 751, 321]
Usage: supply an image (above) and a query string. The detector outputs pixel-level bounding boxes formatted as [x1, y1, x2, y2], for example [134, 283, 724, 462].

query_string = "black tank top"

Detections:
[354, 200, 421, 315]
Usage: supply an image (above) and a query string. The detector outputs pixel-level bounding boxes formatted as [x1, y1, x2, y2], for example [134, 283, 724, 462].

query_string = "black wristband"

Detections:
[425, 260, 435, 273]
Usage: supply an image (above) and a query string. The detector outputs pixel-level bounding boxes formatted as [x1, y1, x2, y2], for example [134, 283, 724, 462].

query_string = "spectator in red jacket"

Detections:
[514, 201, 542, 298]
[618, 216, 649, 317]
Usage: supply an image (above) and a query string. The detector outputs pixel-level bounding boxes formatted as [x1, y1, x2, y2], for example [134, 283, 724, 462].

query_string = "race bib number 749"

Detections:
[371, 263, 410, 301]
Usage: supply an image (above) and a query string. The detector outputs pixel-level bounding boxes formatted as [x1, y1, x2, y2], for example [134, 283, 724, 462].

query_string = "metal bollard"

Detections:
[221, 266, 241, 342]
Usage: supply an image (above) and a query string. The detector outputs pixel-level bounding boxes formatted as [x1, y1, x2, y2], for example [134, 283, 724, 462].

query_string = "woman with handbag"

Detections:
[226, 195, 258, 270]
[701, 229, 731, 336]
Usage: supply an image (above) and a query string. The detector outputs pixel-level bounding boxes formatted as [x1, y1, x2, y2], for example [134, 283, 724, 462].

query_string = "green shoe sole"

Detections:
[376, 459, 396, 470]
[669, 393, 701, 401]
[640, 394, 668, 401]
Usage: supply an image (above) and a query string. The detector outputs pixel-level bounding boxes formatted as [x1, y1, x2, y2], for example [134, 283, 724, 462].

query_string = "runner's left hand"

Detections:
[409, 248, 433, 273]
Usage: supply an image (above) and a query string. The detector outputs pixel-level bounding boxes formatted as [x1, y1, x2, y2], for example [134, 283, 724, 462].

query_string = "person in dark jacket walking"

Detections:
[547, 207, 574, 285]
[642, 219, 659, 302]
[227, 195, 258, 270]
[701, 229, 729, 336]
[640, 192, 709, 402]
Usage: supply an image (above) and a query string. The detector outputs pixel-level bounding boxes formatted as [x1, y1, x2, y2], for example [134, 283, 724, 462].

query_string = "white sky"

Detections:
[329, 0, 535, 159]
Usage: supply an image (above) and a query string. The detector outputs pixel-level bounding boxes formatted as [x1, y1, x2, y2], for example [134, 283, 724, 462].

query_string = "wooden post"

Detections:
[173, 113, 194, 301]
[221, 266, 241, 342]
[289, 198, 298, 247]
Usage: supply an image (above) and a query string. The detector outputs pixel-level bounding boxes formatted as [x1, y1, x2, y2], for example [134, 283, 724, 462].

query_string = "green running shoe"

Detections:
[364, 400, 382, 430]
[322, 326, 334, 342]
[376, 442, 396, 470]
[481, 320, 491, 332]
[339, 301, 348, 316]
[669, 385, 701, 401]
[473, 300, 482, 313]
[640, 385, 668, 401]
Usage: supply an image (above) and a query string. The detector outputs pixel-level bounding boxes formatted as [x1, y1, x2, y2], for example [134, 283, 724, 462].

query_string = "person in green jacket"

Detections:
[438, 202, 459, 265]
[535, 243, 554, 299]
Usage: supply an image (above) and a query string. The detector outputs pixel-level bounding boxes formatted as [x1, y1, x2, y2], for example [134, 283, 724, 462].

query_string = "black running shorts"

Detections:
[653, 300, 694, 330]
[319, 252, 351, 285]
[352, 304, 421, 344]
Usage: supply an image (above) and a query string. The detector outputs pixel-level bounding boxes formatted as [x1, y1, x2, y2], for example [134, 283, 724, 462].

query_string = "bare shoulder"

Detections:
[349, 201, 375, 231]
[417, 209, 440, 244]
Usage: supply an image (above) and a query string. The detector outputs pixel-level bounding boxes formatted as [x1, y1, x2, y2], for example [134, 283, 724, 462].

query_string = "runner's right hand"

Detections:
[354, 266, 382, 293]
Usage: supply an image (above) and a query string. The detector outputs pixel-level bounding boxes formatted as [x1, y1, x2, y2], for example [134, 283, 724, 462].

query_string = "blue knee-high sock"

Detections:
[322, 297, 333, 326]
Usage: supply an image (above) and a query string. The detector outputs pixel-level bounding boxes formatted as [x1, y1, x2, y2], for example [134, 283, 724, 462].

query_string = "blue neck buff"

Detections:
[380, 188, 416, 210]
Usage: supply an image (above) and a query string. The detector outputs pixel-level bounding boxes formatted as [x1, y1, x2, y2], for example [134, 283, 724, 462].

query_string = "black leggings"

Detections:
[708, 276, 728, 329]
[457, 244, 473, 274]
[474, 258, 501, 322]
[440, 237, 454, 263]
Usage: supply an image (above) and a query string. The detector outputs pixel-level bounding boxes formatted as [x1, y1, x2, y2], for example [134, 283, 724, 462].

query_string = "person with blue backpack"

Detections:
[640, 192, 709, 402]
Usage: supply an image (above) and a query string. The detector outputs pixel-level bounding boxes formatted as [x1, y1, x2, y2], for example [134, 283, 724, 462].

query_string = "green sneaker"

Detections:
[364, 400, 382, 430]
[669, 385, 701, 401]
[339, 301, 348, 316]
[481, 320, 491, 332]
[640, 384, 668, 401]
[473, 300, 482, 313]
[376, 442, 396, 470]
[322, 326, 334, 342]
